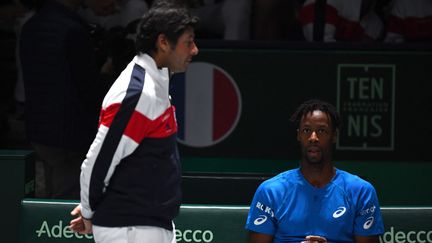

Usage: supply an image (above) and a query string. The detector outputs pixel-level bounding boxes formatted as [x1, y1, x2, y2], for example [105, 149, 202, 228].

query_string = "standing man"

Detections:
[69, 2, 199, 243]
[245, 99, 384, 243]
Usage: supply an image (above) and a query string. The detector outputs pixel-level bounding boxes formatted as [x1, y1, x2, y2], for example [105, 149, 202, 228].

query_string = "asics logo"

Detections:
[332, 207, 347, 218]
[254, 215, 268, 226]
[363, 217, 374, 229]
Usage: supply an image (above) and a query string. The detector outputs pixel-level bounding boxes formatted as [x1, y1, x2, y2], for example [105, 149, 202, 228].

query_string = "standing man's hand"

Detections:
[69, 204, 93, 234]
[301, 235, 328, 243]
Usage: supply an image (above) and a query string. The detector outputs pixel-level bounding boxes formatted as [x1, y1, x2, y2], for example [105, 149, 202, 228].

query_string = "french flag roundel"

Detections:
[172, 62, 242, 147]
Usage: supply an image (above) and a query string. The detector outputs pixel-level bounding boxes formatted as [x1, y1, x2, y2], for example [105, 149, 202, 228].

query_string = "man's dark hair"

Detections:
[290, 99, 341, 131]
[135, 2, 198, 55]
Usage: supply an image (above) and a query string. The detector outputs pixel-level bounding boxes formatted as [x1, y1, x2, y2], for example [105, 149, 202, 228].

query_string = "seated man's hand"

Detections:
[301, 235, 327, 243]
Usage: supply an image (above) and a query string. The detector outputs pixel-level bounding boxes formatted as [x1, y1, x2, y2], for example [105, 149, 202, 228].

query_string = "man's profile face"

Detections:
[297, 110, 337, 164]
[165, 27, 199, 73]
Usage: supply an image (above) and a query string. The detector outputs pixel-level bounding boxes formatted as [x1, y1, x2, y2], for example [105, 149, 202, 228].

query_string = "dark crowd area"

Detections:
[0, 0, 431, 199]
[1, 0, 431, 149]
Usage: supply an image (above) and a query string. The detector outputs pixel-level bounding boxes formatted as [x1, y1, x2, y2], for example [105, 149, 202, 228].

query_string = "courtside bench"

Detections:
[20, 199, 432, 243]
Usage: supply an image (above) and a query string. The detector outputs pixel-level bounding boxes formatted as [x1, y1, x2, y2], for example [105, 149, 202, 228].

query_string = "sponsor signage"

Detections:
[35, 220, 93, 240]
[21, 200, 249, 243]
[379, 207, 432, 243]
[21, 200, 432, 243]
[337, 64, 395, 151]
[380, 227, 432, 243]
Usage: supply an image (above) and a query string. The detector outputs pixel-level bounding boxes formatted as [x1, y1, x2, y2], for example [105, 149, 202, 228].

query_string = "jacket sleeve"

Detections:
[80, 64, 147, 220]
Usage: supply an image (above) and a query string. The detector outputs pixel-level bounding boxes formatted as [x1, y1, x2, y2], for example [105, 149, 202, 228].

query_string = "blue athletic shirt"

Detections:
[245, 168, 384, 243]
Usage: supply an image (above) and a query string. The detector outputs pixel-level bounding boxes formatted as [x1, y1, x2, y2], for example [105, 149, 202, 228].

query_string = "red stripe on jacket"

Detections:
[99, 103, 177, 143]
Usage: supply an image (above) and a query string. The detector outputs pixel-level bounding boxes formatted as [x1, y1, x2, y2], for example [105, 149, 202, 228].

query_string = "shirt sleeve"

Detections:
[245, 182, 278, 236]
[353, 183, 385, 236]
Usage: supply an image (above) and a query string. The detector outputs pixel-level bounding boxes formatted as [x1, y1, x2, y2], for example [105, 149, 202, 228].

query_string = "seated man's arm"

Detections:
[249, 231, 273, 243]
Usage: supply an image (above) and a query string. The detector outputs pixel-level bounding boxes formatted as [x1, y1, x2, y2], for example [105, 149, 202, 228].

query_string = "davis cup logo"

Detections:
[171, 62, 242, 147]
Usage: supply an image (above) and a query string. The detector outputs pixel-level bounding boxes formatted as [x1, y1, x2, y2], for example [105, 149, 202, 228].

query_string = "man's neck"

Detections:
[300, 162, 335, 188]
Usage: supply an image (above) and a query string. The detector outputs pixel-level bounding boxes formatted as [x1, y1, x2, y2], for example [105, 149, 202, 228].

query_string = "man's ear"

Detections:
[156, 33, 170, 53]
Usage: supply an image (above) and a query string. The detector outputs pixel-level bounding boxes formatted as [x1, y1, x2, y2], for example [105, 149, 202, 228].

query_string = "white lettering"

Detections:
[63, 225, 74, 239]
[36, 221, 51, 238]
[348, 115, 383, 138]
[256, 202, 264, 211]
[382, 226, 394, 242]
[395, 231, 405, 243]
[359, 77, 370, 99]
[75, 232, 83, 239]
[202, 230, 214, 243]
[406, 231, 416, 243]
[176, 229, 182, 241]
[417, 231, 426, 243]
[348, 115, 361, 137]
[347, 77, 383, 100]
[255, 202, 274, 217]
[192, 230, 202, 242]
[360, 205, 376, 216]
[176, 229, 213, 242]
[362, 116, 368, 137]
[370, 116, 382, 137]
[51, 220, 63, 238]
[35, 220, 92, 239]
[371, 78, 383, 99]
[427, 231, 432, 242]
[184, 229, 192, 242]
[348, 77, 358, 99]
[379, 227, 432, 243]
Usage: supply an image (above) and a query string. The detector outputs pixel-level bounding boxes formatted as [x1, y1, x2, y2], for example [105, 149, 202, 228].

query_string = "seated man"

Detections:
[245, 99, 384, 243]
